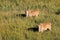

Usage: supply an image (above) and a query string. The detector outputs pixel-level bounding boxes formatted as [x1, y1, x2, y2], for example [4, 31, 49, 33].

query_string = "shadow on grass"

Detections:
[27, 27, 51, 32]
[16, 14, 26, 17]
[28, 26, 38, 32]
[55, 10, 60, 15]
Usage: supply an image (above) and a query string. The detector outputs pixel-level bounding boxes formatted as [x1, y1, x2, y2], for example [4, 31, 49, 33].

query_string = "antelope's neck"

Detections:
[39, 25, 41, 31]
[26, 11, 29, 16]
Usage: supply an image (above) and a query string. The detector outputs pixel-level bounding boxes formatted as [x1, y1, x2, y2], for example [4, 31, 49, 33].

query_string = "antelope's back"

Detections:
[40, 22, 51, 28]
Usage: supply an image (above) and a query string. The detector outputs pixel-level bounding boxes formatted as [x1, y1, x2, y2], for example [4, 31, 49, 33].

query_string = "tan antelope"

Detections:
[38, 22, 52, 32]
[25, 9, 40, 17]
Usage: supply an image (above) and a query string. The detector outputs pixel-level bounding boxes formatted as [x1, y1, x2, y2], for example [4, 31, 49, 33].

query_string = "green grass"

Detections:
[0, 0, 60, 40]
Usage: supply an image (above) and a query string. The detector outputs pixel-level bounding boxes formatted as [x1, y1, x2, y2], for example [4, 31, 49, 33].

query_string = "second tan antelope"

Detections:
[25, 9, 40, 17]
[38, 22, 52, 32]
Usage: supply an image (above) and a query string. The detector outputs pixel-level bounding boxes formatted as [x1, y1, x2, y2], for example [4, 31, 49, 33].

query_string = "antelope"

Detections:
[25, 9, 40, 17]
[38, 22, 52, 32]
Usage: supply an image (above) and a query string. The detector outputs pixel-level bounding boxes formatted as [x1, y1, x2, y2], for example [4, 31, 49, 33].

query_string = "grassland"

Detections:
[0, 0, 60, 40]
